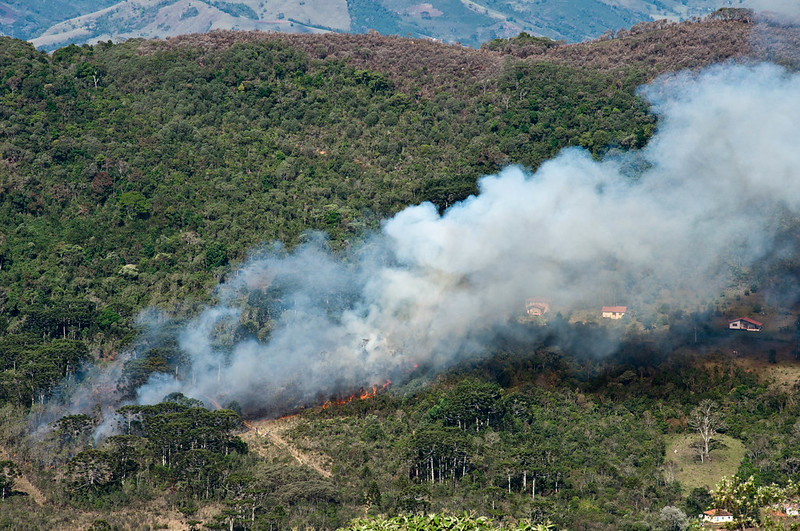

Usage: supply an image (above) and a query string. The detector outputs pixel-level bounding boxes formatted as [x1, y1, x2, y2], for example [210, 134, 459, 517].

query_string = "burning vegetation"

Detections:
[321, 379, 392, 410]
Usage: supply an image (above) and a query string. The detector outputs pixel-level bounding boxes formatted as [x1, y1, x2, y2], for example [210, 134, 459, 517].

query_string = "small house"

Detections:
[701, 509, 734, 524]
[728, 317, 762, 332]
[601, 306, 627, 319]
[525, 299, 550, 316]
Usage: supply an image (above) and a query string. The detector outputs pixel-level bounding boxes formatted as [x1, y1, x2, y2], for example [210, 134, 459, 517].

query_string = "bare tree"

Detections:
[689, 439, 707, 463]
[662, 460, 678, 484]
[688, 399, 725, 462]
[747, 435, 771, 467]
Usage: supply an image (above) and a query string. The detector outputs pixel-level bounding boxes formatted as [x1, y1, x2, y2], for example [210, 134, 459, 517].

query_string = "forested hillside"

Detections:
[0, 13, 764, 406]
[3, 10, 800, 530]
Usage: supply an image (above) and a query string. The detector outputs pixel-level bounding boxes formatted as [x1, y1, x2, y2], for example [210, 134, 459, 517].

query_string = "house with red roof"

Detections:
[728, 317, 762, 331]
[701, 508, 733, 524]
[784, 501, 800, 516]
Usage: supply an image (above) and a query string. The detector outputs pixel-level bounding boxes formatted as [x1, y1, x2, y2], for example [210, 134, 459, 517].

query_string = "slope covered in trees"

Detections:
[1, 15, 767, 406]
[2, 11, 800, 529]
[0, 15, 767, 329]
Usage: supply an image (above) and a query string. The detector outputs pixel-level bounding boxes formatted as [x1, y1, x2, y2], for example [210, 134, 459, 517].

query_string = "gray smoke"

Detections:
[99, 62, 800, 419]
[744, 0, 800, 22]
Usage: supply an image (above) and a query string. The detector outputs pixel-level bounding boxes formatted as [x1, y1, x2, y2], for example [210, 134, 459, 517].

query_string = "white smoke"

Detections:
[119, 62, 800, 417]
[744, 0, 800, 22]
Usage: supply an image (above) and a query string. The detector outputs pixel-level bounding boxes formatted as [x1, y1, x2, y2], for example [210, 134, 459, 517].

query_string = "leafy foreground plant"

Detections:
[339, 513, 553, 531]
[711, 475, 797, 529]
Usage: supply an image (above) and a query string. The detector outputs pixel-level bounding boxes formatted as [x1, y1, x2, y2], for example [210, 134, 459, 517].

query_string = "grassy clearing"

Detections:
[665, 433, 746, 492]
[733, 354, 800, 392]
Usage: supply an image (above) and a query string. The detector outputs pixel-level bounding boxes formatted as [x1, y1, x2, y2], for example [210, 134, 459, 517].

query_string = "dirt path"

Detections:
[243, 417, 332, 478]
[0, 444, 46, 505]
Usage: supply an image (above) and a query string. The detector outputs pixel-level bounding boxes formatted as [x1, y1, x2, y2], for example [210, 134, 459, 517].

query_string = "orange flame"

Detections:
[322, 379, 391, 409]
[199, 394, 224, 410]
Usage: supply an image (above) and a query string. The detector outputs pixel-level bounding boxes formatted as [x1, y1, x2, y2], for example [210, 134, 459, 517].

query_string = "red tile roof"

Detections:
[729, 317, 763, 327]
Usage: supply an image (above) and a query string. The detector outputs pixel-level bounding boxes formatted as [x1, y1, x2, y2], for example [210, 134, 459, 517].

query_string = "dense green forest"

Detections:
[3, 10, 800, 530]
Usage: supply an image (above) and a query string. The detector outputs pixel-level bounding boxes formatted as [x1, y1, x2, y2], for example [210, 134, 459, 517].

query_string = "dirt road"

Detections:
[0, 444, 45, 505]
[243, 416, 332, 478]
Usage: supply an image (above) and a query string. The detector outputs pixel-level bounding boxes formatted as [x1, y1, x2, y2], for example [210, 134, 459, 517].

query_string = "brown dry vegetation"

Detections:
[135, 15, 800, 99]
[542, 19, 752, 75]
[0, 443, 44, 505]
[244, 416, 333, 478]
[732, 351, 800, 393]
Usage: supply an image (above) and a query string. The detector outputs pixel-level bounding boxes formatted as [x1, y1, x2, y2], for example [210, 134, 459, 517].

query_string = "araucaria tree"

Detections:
[688, 399, 725, 462]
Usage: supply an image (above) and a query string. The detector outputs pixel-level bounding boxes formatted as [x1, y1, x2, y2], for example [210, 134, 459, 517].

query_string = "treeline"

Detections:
[59, 398, 246, 500]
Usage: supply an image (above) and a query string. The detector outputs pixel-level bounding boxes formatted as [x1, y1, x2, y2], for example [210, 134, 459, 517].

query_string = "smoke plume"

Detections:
[744, 0, 800, 22]
[75, 62, 800, 421]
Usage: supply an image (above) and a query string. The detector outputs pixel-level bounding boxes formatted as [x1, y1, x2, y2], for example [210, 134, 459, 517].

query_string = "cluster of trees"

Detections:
[0, 298, 134, 406]
[36, 396, 246, 500]
[0, 335, 88, 406]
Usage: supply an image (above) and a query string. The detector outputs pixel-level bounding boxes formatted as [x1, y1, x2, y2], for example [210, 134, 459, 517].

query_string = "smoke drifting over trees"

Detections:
[78, 62, 800, 421]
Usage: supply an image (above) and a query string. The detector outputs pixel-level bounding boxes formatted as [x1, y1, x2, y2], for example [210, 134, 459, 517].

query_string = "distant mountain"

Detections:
[0, 0, 746, 50]
[26, 0, 352, 51]
[0, 0, 125, 39]
[357, 0, 741, 44]
[0, 0, 119, 40]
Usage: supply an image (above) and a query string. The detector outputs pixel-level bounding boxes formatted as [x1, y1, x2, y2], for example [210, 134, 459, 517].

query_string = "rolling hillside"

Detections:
[0, 0, 118, 40]
[1, 0, 757, 50]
